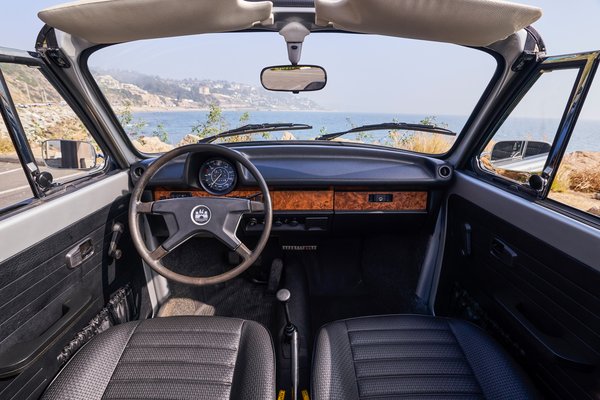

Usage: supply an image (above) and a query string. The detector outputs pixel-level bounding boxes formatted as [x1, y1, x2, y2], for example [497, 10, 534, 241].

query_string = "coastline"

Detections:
[129, 106, 328, 113]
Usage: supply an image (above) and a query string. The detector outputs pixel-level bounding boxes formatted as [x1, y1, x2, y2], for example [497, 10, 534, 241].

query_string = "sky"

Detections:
[2, 1, 600, 116]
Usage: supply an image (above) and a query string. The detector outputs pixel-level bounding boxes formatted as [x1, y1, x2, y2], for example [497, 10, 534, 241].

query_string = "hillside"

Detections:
[93, 69, 322, 111]
[0, 64, 323, 149]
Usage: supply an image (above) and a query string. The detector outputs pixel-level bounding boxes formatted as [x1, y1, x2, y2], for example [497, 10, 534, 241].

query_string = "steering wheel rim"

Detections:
[128, 144, 273, 286]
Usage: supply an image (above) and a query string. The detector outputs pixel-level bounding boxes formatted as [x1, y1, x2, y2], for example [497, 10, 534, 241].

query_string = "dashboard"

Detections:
[131, 143, 453, 234]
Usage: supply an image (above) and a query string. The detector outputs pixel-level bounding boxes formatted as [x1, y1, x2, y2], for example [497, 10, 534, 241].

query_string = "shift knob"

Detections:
[277, 289, 293, 327]
[277, 289, 291, 303]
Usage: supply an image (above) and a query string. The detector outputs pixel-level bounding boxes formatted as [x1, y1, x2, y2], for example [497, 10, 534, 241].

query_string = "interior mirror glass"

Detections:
[489, 140, 551, 173]
[261, 65, 327, 92]
[42, 139, 98, 170]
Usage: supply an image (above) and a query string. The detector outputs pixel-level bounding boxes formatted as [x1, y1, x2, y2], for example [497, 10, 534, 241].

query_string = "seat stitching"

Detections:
[350, 341, 457, 346]
[359, 391, 484, 399]
[345, 320, 362, 399]
[108, 377, 233, 385]
[102, 321, 143, 398]
[356, 373, 477, 380]
[125, 344, 238, 350]
[135, 329, 240, 335]
[228, 319, 245, 399]
[353, 356, 469, 363]
[348, 328, 447, 333]
[116, 360, 235, 367]
[347, 328, 450, 333]
[446, 320, 485, 396]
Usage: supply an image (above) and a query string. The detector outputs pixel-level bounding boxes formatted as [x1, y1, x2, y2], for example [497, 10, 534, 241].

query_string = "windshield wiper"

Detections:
[198, 123, 312, 143]
[315, 122, 456, 141]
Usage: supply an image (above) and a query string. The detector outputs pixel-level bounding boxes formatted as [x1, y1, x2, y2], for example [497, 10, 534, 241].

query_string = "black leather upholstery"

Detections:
[312, 315, 537, 400]
[42, 316, 275, 400]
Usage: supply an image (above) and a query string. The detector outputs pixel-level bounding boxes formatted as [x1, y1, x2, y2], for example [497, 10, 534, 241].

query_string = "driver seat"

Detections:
[41, 316, 275, 400]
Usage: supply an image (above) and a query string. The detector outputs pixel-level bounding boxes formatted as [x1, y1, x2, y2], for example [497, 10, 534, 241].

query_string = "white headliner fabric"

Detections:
[315, 0, 542, 46]
[38, 0, 273, 44]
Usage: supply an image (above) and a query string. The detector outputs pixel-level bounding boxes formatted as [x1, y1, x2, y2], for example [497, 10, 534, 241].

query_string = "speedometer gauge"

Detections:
[199, 158, 237, 195]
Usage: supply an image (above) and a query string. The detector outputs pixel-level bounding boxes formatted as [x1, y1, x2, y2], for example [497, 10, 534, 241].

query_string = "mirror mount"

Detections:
[279, 22, 310, 65]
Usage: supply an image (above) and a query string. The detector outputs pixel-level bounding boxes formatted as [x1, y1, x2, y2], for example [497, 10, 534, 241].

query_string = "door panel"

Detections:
[436, 180, 600, 399]
[0, 191, 145, 399]
[0, 47, 149, 399]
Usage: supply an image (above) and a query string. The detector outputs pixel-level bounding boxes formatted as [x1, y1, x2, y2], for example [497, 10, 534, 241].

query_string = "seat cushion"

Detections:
[312, 314, 537, 400]
[42, 316, 275, 400]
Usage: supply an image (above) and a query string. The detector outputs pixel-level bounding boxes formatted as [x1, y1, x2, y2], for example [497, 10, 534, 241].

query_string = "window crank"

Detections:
[108, 222, 124, 259]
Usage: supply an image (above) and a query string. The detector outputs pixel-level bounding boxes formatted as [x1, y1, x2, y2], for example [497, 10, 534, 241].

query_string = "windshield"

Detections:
[88, 32, 496, 154]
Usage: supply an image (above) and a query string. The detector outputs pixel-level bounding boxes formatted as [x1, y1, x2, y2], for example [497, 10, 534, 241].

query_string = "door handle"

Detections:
[66, 238, 94, 269]
[490, 238, 517, 267]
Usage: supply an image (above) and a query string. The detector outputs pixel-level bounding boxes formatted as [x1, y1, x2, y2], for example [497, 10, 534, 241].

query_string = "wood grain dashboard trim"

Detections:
[334, 191, 428, 211]
[154, 188, 427, 212]
[154, 188, 334, 211]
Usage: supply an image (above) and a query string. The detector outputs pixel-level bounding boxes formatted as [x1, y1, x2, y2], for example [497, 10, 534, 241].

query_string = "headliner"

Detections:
[38, 0, 542, 47]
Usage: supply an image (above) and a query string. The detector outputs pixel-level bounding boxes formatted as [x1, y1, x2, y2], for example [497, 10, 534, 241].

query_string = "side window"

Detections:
[0, 63, 105, 186]
[0, 120, 34, 210]
[478, 68, 580, 185]
[548, 73, 600, 217]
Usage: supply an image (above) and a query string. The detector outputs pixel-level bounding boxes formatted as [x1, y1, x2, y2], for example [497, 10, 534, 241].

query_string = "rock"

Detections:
[133, 136, 174, 153]
[177, 134, 200, 146]
[595, 193, 600, 200]
[587, 206, 600, 216]
[281, 131, 296, 141]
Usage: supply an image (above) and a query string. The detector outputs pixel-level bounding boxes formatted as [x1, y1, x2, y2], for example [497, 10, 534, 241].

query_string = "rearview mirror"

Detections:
[42, 139, 98, 170]
[261, 65, 327, 92]
[489, 140, 550, 173]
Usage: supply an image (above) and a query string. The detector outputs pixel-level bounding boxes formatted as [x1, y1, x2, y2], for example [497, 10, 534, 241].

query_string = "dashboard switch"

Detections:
[368, 193, 393, 202]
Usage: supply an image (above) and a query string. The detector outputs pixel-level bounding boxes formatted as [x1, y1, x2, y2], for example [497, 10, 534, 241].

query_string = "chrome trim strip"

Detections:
[0, 172, 129, 263]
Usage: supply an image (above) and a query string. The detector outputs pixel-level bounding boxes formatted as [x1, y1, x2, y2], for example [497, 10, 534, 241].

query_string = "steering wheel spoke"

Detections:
[250, 200, 265, 213]
[136, 201, 154, 214]
[149, 245, 169, 261]
[236, 243, 252, 260]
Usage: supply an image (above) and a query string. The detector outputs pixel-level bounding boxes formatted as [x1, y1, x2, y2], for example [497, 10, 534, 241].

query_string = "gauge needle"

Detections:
[211, 172, 223, 185]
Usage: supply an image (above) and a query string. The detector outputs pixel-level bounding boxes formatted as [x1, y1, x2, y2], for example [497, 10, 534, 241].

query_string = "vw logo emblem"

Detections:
[191, 205, 211, 226]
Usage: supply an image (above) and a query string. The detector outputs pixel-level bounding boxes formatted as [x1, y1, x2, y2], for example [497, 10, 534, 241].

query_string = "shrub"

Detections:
[551, 166, 571, 193]
[0, 137, 14, 153]
[569, 169, 600, 193]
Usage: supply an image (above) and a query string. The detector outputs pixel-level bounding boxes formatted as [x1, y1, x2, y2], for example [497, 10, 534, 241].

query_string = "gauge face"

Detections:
[199, 158, 237, 195]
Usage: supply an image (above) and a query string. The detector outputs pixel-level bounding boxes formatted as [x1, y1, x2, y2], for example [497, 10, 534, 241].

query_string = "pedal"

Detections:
[267, 258, 284, 293]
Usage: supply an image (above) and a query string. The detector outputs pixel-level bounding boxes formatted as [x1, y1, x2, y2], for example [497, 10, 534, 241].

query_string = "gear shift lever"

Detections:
[277, 289, 294, 332]
[277, 289, 299, 400]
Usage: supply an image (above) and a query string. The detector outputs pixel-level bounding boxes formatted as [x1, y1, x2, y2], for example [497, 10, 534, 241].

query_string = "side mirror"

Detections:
[489, 140, 550, 173]
[42, 139, 98, 170]
[261, 65, 327, 92]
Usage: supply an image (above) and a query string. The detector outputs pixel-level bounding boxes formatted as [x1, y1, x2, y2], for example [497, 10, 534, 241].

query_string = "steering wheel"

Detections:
[128, 144, 273, 286]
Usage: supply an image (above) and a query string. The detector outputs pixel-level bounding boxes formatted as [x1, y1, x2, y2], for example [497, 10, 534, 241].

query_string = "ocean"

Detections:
[132, 110, 600, 152]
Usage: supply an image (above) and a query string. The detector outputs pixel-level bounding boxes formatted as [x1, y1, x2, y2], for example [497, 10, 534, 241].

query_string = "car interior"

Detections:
[0, 0, 599, 399]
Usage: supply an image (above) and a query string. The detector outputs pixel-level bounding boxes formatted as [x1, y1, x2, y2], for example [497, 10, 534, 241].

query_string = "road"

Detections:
[0, 158, 87, 208]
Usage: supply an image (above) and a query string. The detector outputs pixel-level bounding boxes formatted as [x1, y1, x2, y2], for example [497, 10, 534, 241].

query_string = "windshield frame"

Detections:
[79, 32, 503, 159]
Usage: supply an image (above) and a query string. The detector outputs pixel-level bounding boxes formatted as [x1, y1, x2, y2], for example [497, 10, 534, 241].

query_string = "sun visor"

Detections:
[38, 0, 273, 44]
[315, 0, 542, 47]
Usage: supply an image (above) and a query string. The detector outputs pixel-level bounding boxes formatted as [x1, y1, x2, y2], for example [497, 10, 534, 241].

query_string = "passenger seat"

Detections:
[312, 315, 537, 399]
